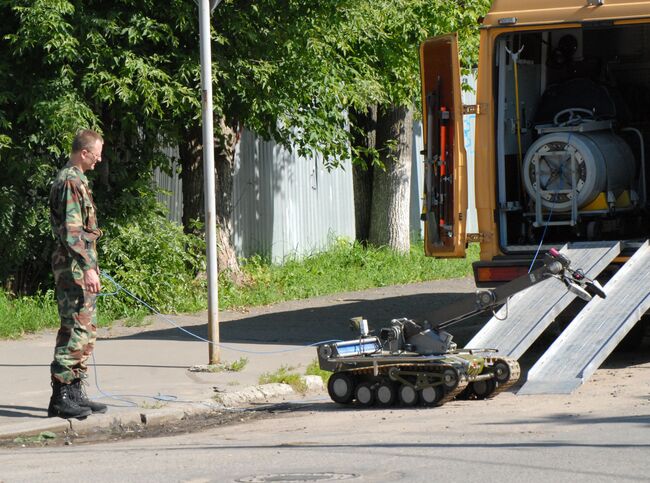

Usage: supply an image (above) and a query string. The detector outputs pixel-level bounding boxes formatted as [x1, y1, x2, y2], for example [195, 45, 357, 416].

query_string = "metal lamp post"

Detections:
[198, 0, 222, 364]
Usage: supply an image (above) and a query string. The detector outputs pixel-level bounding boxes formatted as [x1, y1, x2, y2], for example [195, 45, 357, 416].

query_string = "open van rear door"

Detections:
[419, 33, 467, 258]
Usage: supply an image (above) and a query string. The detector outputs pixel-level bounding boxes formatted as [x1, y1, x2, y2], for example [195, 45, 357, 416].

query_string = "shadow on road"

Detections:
[101, 291, 489, 347]
[96, 286, 650, 373]
[0, 405, 48, 419]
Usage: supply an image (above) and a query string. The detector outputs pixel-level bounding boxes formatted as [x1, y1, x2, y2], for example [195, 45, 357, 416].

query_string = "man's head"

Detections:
[71, 129, 104, 172]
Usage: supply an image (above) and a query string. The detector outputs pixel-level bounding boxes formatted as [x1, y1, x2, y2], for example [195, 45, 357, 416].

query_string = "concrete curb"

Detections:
[214, 377, 324, 406]
[214, 383, 295, 407]
[1, 377, 325, 443]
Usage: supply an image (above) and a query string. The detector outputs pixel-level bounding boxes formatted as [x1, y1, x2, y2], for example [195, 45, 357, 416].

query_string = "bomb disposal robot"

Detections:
[318, 249, 605, 407]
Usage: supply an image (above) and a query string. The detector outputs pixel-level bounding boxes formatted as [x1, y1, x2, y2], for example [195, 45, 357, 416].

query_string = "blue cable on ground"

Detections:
[90, 272, 343, 407]
[88, 351, 230, 408]
[99, 271, 342, 355]
[88, 354, 138, 407]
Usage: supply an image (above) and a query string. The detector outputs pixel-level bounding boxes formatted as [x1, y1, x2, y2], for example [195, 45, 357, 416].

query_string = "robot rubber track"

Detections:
[323, 350, 520, 408]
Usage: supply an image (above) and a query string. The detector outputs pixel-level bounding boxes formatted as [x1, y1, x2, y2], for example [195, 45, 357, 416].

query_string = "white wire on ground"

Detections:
[99, 271, 342, 355]
[89, 271, 341, 407]
[89, 351, 225, 408]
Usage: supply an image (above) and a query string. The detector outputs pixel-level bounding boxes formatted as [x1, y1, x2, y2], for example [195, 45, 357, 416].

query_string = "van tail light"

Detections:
[476, 266, 530, 283]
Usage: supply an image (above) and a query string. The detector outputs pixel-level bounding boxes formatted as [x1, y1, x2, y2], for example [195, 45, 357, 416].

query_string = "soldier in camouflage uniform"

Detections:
[48, 129, 108, 419]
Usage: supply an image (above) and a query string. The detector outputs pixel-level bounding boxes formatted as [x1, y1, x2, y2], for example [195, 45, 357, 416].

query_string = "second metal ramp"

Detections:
[519, 241, 650, 395]
[467, 241, 621, 359]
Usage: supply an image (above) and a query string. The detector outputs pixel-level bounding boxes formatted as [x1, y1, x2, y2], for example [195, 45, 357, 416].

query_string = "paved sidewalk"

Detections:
[0, 278, 479, 441]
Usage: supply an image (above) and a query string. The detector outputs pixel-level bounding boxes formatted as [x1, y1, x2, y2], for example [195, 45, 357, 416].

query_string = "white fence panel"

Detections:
[154, 147, 183, 225]
[233, 130, 355, 261]
[154, 132, 356, 262]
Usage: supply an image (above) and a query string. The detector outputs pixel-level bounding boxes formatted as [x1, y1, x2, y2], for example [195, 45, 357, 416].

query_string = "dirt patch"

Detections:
[0, 406, 282, 449]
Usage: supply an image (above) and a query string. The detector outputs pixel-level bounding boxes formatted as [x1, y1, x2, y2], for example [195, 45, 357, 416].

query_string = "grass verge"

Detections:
[258, 365, 308, 394]
[220, 240, 479, 308]
[258, 360, 331, 393]
[0, 241, 478, 339]
[0, 290, 59, 339]
[306, 359, 332, 384]
[189, 358, 249, 373]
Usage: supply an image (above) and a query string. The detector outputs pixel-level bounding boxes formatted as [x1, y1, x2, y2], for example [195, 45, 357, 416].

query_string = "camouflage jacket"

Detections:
[49, 164, 102, 277]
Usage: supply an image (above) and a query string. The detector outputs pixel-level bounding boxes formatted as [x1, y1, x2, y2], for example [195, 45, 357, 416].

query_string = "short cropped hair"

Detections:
[71, 129, 104, 153]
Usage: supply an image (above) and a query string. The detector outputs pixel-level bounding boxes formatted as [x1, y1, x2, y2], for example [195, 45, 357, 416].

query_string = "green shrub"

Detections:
[0, 207, 206, 335]
[97, 210, 206, 321]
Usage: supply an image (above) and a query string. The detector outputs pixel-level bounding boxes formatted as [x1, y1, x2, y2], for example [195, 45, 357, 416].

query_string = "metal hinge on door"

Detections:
[466, 232, 492, 243]
[462, 104, 484, 115]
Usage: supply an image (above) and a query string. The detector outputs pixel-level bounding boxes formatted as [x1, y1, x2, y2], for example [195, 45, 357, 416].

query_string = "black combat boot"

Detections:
[71, 378, 108, 414]
[48, 380, 92, 419]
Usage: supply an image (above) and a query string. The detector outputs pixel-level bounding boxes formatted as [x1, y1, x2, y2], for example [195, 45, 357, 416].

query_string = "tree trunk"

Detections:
[179, 124, 204, 233]
[180, 120, 244, 284]
[368, 105, 413, 253]
[350, 105, 377, 244]
[214, 117, 244, 284]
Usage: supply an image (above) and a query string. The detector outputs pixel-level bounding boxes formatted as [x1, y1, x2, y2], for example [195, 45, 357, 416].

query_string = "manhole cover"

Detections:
[236, 473, 358, 482]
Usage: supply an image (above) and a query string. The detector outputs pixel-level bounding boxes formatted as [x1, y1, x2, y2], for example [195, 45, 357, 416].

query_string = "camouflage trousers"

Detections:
[50, 262, 98, 384]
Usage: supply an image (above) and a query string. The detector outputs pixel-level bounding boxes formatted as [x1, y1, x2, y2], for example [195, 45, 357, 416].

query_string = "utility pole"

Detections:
[198, 0, 222, 364]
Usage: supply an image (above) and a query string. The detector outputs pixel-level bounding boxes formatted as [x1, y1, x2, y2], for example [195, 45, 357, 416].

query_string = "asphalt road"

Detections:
[1, 277, 649, 482]
[1, 351, 649, 483]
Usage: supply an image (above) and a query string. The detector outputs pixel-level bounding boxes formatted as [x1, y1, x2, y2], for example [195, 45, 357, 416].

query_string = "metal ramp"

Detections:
[467, 241, 621, 359]
[519, 241, 650, 395]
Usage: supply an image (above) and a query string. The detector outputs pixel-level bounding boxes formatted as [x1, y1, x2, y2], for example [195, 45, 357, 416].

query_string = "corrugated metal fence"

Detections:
[155, 78, 477, 261]
[232, 131, 355, 261]
[154, 135, 356, 262]
[154, 151, 183, 225]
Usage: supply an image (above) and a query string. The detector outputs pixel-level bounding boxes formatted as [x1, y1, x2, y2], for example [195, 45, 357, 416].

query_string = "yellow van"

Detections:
[420, 0, 650, 285]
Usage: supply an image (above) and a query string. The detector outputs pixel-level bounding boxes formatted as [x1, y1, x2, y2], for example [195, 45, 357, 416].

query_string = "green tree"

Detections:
[0, 0, 489, 294]
[205, 0, 490, 256]
[0, 0, 196, 292]
[346, 0, 491, 250]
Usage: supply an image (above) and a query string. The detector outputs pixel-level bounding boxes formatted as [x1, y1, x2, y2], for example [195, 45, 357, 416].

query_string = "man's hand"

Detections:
[84, 269, 101, 293]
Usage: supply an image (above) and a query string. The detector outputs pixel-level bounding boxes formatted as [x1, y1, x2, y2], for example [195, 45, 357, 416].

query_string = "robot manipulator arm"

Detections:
[320, 249, 606, 359]
[436, 248, 606, 331]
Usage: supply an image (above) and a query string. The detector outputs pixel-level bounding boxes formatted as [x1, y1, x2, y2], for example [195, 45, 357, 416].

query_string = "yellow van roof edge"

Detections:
[482, 0, 650, 29]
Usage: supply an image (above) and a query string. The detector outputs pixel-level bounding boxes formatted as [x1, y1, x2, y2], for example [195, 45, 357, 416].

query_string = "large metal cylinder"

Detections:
[523, 131, 636, 211]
